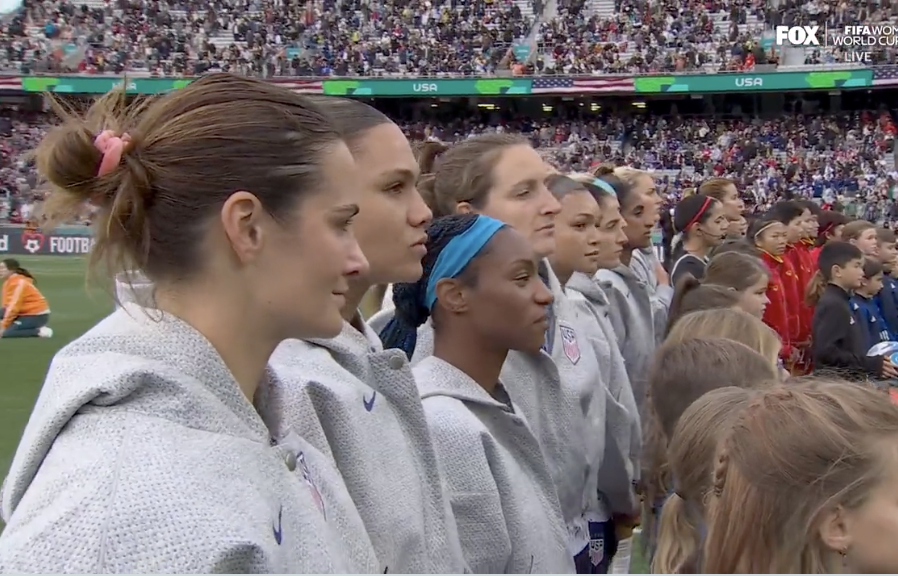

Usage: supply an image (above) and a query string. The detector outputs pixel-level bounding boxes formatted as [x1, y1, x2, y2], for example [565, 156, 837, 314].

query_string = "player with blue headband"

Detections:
[381, 214, 507, 358]
[383, 212, 576, 572]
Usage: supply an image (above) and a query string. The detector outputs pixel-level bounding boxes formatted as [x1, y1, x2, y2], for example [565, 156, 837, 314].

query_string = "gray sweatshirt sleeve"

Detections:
[650, 284, 674, 345]
[599, 281, 629, 350]
[425, 400, 512, 574]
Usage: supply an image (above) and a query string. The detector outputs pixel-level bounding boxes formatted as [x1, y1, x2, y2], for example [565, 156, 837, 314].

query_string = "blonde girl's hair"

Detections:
[703, 251, 769, 292]
[665, 308, 782, 367]
[642, 338, 778, 558]
[841, 219, 876, 243]
[703, 379, 898, 573]
[653, 386, 758, 574]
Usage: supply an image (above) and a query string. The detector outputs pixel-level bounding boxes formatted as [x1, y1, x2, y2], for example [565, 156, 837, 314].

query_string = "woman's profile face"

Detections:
[697, 202, 729, 247]
[550, 191, 602, 276]
[251, 141, 369, 339]
[461, 227, 554, 354]
[475, 145, 560, 258]
[344, 123, 432, 285]
[737, 275, 770, 318]
[595, 196, 627, 269]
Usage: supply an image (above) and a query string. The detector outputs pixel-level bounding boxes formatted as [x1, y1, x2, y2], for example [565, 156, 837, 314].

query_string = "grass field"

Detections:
[0, 255, 650, 572]
[1, 256, 108, 481]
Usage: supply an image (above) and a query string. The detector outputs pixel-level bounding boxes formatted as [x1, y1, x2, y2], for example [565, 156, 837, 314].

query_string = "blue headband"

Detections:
[424, 216, 506, 309]
[592, 178, 617, 197]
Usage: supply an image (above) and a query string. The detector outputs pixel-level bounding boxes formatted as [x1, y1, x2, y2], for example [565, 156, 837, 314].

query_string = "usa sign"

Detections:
[0, 225, 95, 256]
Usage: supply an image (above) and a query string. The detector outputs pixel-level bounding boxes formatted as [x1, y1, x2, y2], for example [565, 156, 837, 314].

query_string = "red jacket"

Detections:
[785, 242, 815, 343]
[759, 250, 796, 360]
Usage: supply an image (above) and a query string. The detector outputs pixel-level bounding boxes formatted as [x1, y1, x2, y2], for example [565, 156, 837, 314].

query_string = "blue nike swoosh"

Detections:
[363, 391, 377, 412]
[273, 505, 283, 545]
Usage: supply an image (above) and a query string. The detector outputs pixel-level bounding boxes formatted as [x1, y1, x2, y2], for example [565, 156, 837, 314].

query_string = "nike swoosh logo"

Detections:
[272, 505, 283, 545]
[363, 391, 377, 412]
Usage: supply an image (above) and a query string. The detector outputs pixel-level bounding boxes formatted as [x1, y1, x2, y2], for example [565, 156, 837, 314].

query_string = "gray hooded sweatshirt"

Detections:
[0, 304, 380, 573]
[595, 252, 672, 414]
[415, 356, 575, 574]
[369, 264, 620, 556]
[265, 322, 466, 574]
[565, 272, 642, 513]
[631, 249, 673, 331]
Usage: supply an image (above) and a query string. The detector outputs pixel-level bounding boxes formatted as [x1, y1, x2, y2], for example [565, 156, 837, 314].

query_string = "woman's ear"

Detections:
[433, 277, 470, 315]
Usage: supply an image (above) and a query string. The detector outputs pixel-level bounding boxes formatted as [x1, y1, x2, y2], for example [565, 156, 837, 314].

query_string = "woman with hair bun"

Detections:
[0, 74, 378, 572]
[387, 213, 573, 573]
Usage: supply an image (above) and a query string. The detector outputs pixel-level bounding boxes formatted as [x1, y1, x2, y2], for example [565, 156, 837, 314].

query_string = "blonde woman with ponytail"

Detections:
[653, 386, 756, 573]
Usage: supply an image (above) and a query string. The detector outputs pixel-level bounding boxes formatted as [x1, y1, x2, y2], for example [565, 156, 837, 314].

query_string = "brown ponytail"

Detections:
[415, 141, 449, 174]
[590, 163, 616, 177]
[805, 270, 826, 306]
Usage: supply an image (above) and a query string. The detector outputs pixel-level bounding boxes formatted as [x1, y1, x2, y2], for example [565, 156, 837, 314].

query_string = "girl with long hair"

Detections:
[641, 340, 776, 567]
[0, 74, 378, 572]
[703, 380, 898, 573]
[702, 251, 770, 318]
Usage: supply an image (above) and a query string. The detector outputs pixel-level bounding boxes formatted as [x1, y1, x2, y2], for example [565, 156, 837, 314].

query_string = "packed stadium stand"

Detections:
[2, 0, 896, 76]
[2, 0, 898, 223]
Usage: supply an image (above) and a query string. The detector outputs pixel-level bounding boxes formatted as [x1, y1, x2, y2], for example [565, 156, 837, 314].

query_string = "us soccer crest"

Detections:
[589, 538, 604, 566]
[560, 324, 580, 364]
[297, 451, 326, 519]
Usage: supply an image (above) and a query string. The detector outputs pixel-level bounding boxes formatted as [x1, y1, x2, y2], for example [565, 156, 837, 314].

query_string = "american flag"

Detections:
[873, 66, 898, 87]
[531, 76, 634, 94]
[267, 78, 324, 94]
[0, 76, 21, 91]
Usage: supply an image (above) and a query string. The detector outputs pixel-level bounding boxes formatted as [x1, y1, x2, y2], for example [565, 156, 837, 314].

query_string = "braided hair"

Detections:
[379, 213, 485, 359]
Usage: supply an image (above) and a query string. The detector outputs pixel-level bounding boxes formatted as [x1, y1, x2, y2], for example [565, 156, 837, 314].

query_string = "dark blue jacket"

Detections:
[850, 294, 895, 352]
[875, 275, 898, 336]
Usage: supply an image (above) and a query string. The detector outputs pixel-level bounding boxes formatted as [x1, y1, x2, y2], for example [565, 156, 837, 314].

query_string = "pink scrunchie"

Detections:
[94, 130, 132, 177]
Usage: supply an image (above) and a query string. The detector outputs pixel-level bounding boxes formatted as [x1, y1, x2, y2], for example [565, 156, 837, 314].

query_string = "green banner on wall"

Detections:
[633, 69, 873, 93]
[21, 76, 192, 94]
[322, 78, 532, 97]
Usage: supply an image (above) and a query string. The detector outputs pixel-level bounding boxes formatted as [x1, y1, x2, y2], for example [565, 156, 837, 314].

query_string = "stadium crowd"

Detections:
[4, 106, 897, 223]
[2, 0, 896, 76]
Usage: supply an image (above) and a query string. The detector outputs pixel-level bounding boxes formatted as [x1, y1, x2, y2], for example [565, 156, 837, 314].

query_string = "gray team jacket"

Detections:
[565, 272, 642, 514]
[264, 321, 466, 574]
[0, 304, 380, 573]
[370, 264, 611, 555]
[415, 357, 575, 574]
[631, 249, 673, 336]
[595, 256, 671, 415]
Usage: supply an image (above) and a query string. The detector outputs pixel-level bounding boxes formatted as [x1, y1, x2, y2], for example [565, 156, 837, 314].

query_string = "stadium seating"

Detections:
[2, 108, 895, 222]
[2, 0, 896, 75]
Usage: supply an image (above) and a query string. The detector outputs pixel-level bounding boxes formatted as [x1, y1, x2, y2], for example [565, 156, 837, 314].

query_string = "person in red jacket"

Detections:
[750, 216, 797, 366]
[769, 202, 811, 371]
[812, 210, 848, 263]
